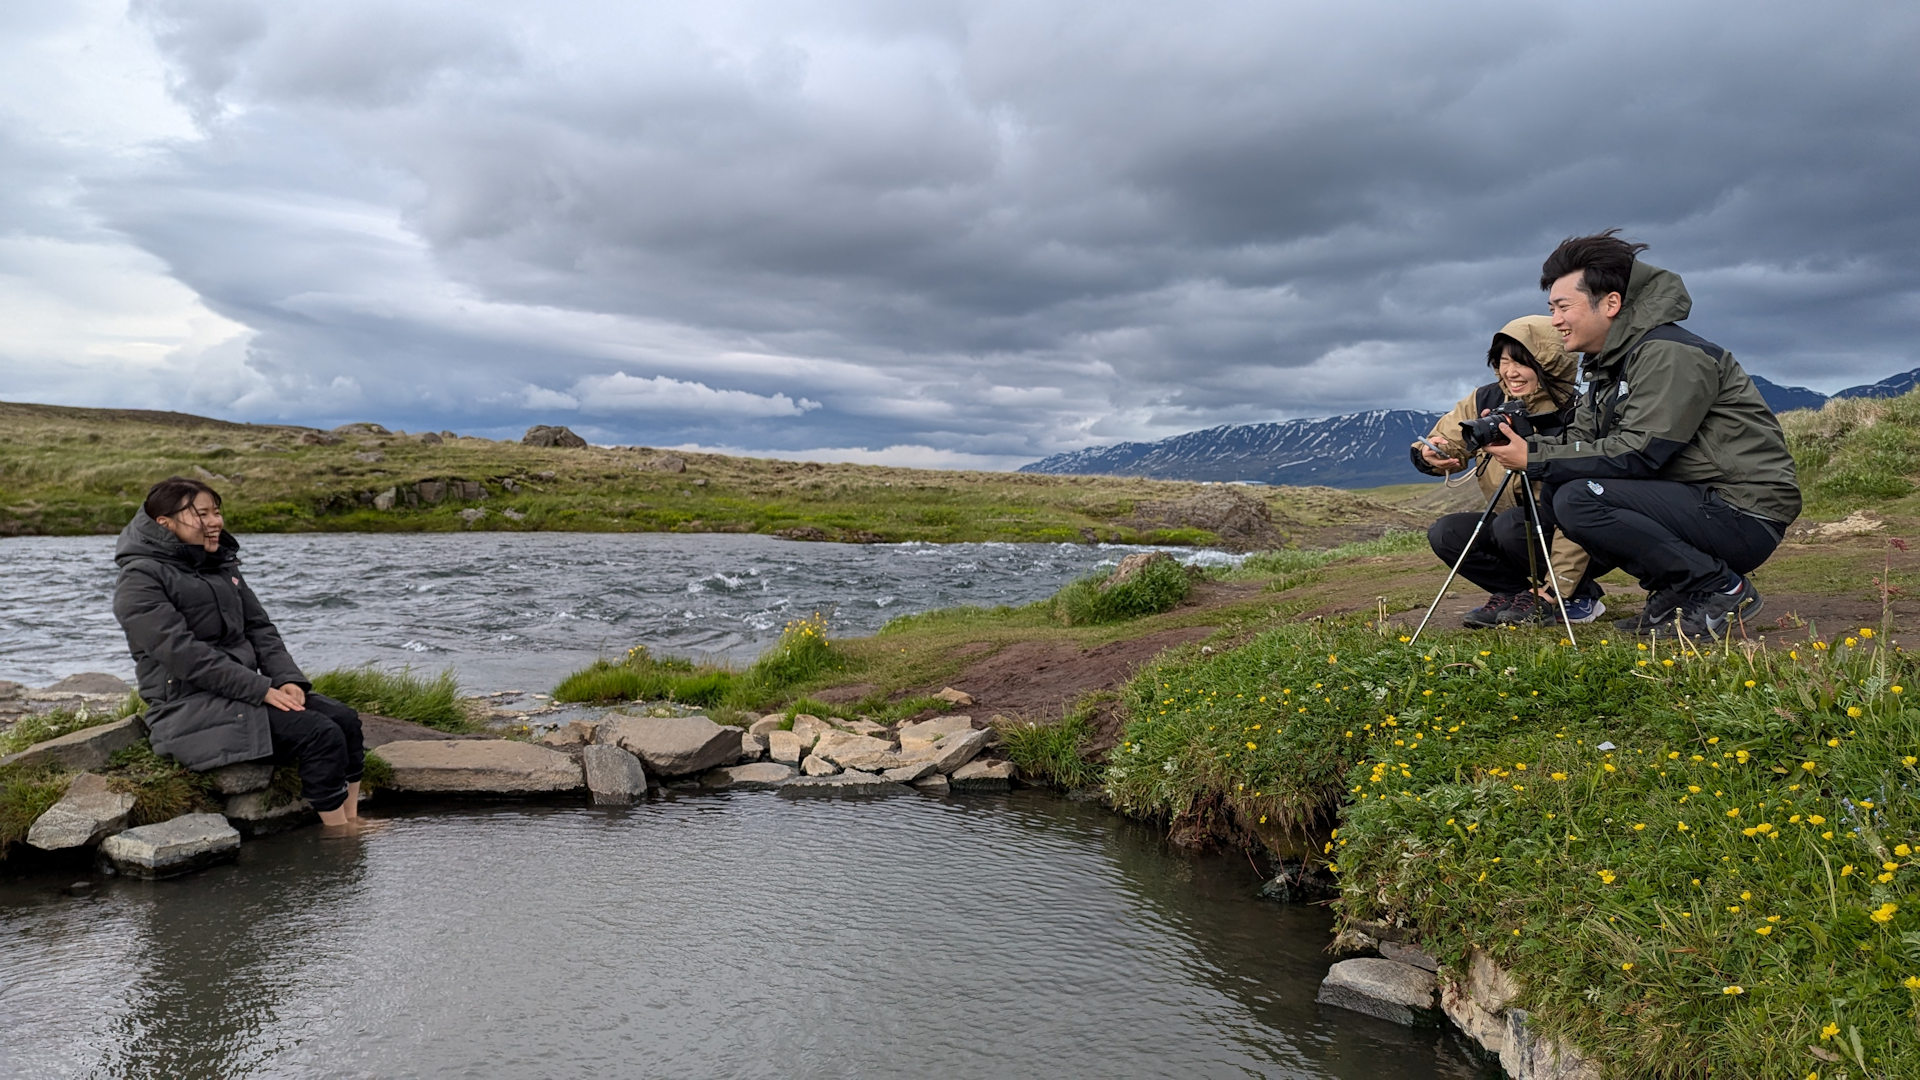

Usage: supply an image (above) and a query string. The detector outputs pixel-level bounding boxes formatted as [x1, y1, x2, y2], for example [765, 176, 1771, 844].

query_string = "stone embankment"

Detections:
[3, 677, 1020, 881]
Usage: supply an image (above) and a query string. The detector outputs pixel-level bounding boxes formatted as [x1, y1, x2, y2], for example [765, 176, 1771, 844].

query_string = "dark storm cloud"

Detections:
[18, 0, 1918, 464]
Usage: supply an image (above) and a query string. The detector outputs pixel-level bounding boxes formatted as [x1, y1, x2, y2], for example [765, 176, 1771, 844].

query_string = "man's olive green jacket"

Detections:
[1524, 260, 1802, 526]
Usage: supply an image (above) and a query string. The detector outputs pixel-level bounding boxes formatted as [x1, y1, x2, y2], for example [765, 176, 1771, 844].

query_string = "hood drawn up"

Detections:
[114, 510, 240, 570]
[1588, 260, 1693, 377]
[1488, 314, 1577, 413]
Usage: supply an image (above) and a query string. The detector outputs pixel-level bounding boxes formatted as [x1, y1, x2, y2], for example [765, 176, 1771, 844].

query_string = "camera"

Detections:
[1457, 400, 1544, 454]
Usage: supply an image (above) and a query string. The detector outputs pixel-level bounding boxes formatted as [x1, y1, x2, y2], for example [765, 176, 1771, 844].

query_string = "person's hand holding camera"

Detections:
[1487, 422, 1529, 471]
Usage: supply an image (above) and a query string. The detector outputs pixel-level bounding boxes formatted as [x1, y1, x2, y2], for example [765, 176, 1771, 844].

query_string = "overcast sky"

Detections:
[3, 1, 1916, 469]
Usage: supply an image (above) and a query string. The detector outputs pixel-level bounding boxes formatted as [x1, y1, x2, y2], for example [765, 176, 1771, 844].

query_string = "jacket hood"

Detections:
[1489, 314, 1578, 412]
[1588, 260, 1692, 376]
[115, 509, 239, 568]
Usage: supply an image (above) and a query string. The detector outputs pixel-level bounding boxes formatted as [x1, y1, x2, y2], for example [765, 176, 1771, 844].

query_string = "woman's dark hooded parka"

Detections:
[112, 510, 308, 771]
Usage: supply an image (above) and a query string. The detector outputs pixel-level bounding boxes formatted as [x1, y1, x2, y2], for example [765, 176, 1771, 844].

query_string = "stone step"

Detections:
[375, 740, 584, 793]
[99, 813, 240, 879]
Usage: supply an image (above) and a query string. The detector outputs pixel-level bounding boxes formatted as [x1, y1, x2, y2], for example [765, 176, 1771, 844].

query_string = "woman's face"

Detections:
[1496, 350, 1540, 400]
[156, 495, 223, 552]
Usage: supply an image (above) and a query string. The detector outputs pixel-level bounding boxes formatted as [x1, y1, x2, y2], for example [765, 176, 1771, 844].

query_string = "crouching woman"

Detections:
[112, 477, 365, 827]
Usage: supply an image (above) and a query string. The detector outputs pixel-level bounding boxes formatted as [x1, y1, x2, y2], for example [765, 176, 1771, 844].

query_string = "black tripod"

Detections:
[1409, 469, 1578, 647]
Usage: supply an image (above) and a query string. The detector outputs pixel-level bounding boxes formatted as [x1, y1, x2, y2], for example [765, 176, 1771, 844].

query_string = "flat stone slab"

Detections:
[375, 740, 584, 793]
[882, 760, 940, 783]
[223, 790, 315, 837]
[1379, 940, 1441, 973]
[27, 773, 135, 851]
[911, 774, 950, 794]
[800, 754, 841, 776]
[99, 813, 240, 879]
[777, 773, 907, 798]
[1316, 958, 1440, 1027]
[597, 714, 740, 777]
[0, 715, 146, 772]
[768, 729, 809, 764]
[39, 673, 133, 696]
[205, 761, 276, 795]
[811, 732, 896, 769]
[582, 744, 649, 803]
[838, 726, 992, 776]
[701, 762, 797, 790]
[949, 758, 1015, 791]
[747, 714, 786, 736]
[898, 715, 974, 752]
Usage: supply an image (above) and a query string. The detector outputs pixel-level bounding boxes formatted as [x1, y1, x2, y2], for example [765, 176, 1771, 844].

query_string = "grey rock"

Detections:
[539, 720, 598, 748]
[597, 714, 742, 777]
[417, 479, 448, 504]
[501, 508, 526, 521]
[41, 673, 132, 696]
[737, 731, 769, 762]
[352, 450, 385, 463]
[1440, 978, 1506, 1057]
[836, 718, 887, 737]
[223, 790, 315, 837]
[911, 774, 950, 794]
[1501, 1009, 1603, 1080]
[777, 772, 907, 797]
[789, 714, 832, 742]
[767, 730, 810, 764]
[882, 760, 941, 783]
[524, 425, 588, 449]
[27, 774, 134, 850]
[935, 687, 973, 706]
[373, 487, 398, 510]
[648, 454, 686, 473]
[206, 761, 275, 795]
[848, 726, 991, 776]
[0, 715, 146, 772]
[800, 754, 841, 776]
[582, 744, 650, 804]
[1316, 958, 1440, 1027]
[1104, 550, 1176, 589]
[949, 758, 1015, 791]
[297, 430, 343, 445]
[334, 422, 390, 435]
[701, 762, 796, 790]
[747, 714, 787, 736]
[501, 478, 520, 493]
[374, 740, 584, 793]
[418, 431, 443, 445]
[0, 679, 24, 700]
[1378, 940, 1441, 973]
[98, 813, 240, 879]
[810, 732, 896, 769]
[453, 480, 485, 501]
[898, 715, 974, 752]
[1465, 947, 1521, 1012]
[458, 508, 488, 524]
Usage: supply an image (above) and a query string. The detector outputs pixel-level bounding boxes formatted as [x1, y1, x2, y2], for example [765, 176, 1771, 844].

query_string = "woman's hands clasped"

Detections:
[264, 683, 307, 712]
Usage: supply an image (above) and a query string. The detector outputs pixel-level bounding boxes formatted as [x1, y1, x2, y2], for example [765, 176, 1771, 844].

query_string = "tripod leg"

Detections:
[1520, 481, 1578, 647]
[1409, 471, 1516, 647]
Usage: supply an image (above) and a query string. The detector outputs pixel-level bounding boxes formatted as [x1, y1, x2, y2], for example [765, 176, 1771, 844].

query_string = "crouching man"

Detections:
[1484, 231, 1801, 638]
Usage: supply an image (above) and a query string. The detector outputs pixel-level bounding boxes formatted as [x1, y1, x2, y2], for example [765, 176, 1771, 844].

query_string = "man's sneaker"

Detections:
[1462, 594, 1516, 629]
[1495, 591, 1554, 626]
[1613, 590, 1680, 634]
[1562, 596, 1606, 624]
[1676, 576, 1764, 639]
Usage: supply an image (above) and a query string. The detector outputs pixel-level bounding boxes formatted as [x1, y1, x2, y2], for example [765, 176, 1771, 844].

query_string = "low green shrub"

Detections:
[1109, 619, 1920, 1080]
[1050, 555, 1195, 626]
[0, 765, 70, 853]
[997, 707, 1104, 790]
[553, 614, 845, 709]
[311, 666, 470, 732]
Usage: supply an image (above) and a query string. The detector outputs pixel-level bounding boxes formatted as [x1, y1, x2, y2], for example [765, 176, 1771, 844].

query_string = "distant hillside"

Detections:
[1024, 366, 1920, 489]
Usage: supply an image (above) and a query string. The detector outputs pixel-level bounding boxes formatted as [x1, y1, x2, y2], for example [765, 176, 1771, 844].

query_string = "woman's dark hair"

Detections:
[1539, 228, 1650, 299]
[143, 477, 222, 521]
[1487, 335, 1577, 412]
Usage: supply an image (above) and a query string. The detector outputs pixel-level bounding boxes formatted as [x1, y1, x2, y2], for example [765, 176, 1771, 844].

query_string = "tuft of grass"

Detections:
[0, 765, 71, 853]
[311, 666, 471, 732]
[360, 750, 393, 793]
[0, 692, 146, 756]
[554, 614, 845, 709]
[1782, 392, 1920, 516]
[1050, 555, 1196, 626]
[1108, 618, 1920, 1080]
[103, 742, 218, 825]
[996, 707, 1104, 790]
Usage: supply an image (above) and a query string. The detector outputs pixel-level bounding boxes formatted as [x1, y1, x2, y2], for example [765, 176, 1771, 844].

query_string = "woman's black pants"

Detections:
[268, 693, 365, 813]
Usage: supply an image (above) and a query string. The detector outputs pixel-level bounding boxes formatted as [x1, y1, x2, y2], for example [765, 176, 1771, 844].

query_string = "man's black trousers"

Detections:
[1427, 505, 1602, 599]
[267, 692, 365, 813]
[1546, 478, 1781, 597]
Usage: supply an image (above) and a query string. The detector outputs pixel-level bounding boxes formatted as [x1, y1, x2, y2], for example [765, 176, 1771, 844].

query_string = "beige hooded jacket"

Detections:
[1416, 315, 1592, 592]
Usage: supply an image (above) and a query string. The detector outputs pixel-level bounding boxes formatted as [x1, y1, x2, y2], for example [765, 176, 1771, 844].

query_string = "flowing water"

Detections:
[0, 792, 1493, 1079]
[0, 533, 1239, 692]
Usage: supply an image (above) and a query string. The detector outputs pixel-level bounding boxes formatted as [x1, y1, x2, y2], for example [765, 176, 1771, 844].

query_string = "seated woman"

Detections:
[113, 477, 365, 827]
[1412, 315, 1606, 627]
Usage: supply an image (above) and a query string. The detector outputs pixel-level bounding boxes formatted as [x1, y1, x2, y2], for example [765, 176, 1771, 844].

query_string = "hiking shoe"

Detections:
[1613, 591, 1680, 633]
[1495, 591, 1554, 626]
[1461, 594, 1516, 629]
[1562, 596, 1606, 624]
[1676, 576, 1764, 639]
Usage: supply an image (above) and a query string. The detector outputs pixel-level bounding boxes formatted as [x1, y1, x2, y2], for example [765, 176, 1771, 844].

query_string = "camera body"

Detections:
[1457, 399, 1541, 454]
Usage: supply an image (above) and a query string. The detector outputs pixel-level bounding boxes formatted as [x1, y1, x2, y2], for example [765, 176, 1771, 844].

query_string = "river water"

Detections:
[0, 792, 1492, 1079]
[0, 533, 1239, 692]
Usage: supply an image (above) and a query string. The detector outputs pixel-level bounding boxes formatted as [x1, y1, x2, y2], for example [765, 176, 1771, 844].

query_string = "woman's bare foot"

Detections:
[343, 781, 362, 821]
[319, 805, 350, 827]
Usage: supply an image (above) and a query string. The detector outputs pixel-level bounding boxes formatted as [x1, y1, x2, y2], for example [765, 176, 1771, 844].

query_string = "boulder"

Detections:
[1501, 1009, 1604, 1080]
[206, 761, 275, 795]
[737, 731, 769, 762]
[523, 425, 588, 449]
[40, 673, 132, 696]
[1465, 947, 1521, 1012]
[949, 758, 1015, 792]
[898, 715, 974, 752]
[1379, 941, 1441, 973]
[0, 715, 147, 772]
[810, 732, 897, 770]
[1315, 958, 1440, 1027]
[836, 718, 887, 737]
[1441, 979, 1506, 1057]
[418, 432, 443, 445]
[912, 727, 994, 776]
[597, 714, 742, 777]
[800, 755, 841, 777]
[935, 687, 974, 706]
[911, 774, 950, 794]
[373, 487, 398, 510]
[882, 760, 941, 783]
[1128, 487, 1282, 552]
[748, 714, 787, 736]
[789, 714, 832, 742]
[416, 479, 448, 504]
[334, 422, 390, 435]
[778, 772, 907, 798]
[453, 480, 485, 501]
[98, 813, 240, 879]
[501, 508, 526, 521]
[539, 720, 598, 749]
[647, 454, 687, 473]
[767, 730, 810, 764]
[223, 790, 315, 837]
[297, 430, 343, 446]
[701, 762, 796, 790]
[582, 744, 650, 804]
[26, 774, 135, 850]
[458, 508, 488, 525]
[353, 451, 385, 464]
[374, 740, 584, 793]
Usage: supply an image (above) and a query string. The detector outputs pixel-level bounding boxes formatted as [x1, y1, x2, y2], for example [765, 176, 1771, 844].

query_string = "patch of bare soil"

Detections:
[951, 624, 1213, 724]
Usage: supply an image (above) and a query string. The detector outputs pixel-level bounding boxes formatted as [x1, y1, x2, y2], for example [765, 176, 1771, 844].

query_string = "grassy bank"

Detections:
[0, 399, 1410, 546]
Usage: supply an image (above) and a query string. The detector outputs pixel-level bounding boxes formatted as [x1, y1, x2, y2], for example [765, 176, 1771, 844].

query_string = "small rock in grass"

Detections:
[935, 687, 974, 706]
